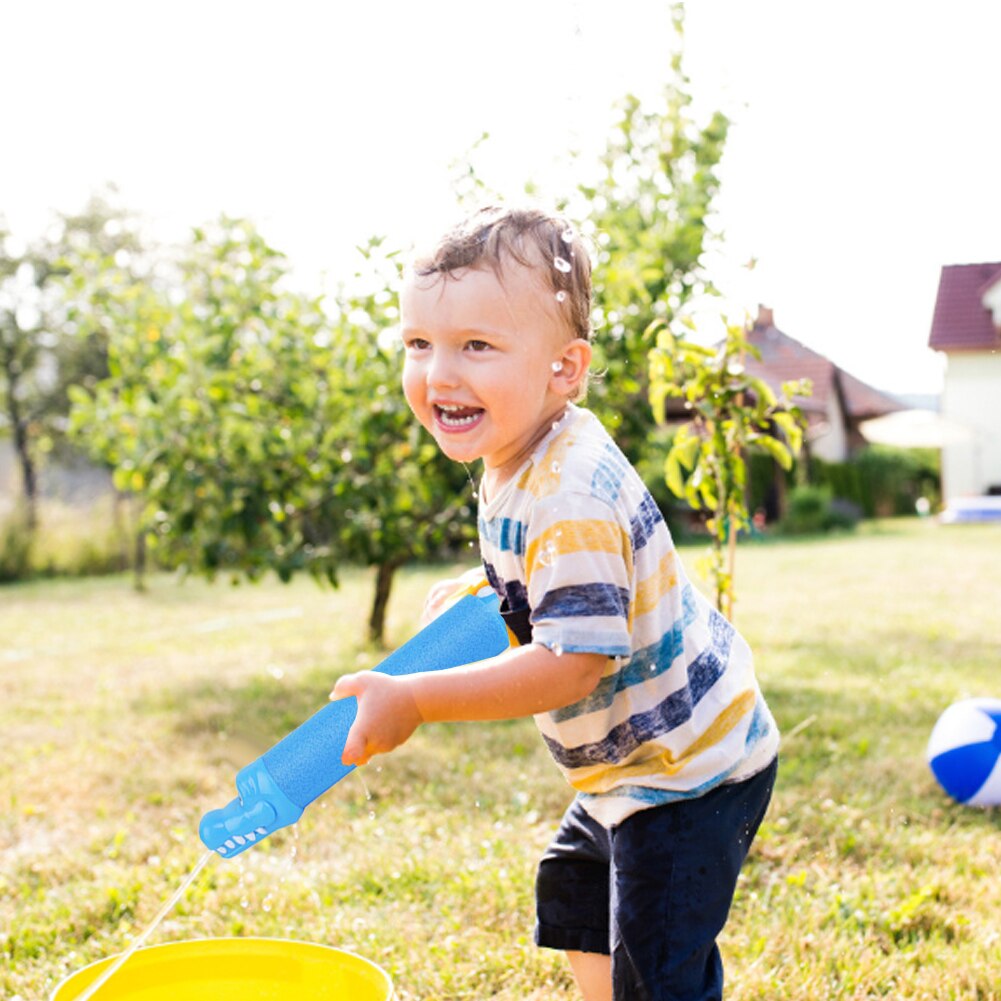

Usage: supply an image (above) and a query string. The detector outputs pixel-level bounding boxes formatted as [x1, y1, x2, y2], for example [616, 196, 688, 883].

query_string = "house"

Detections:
[744, 306, 904, 464]
[928, 262, 1001, 502]
[656, 306, 903, 523]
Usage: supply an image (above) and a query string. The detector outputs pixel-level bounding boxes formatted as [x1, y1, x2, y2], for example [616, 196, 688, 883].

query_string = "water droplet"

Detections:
[551, 461, 561, 474]
[552, 643, 564, 657]
[561, 227, 575, 244]
[553, 256, 572, 273]
[555, 291, 568, 303]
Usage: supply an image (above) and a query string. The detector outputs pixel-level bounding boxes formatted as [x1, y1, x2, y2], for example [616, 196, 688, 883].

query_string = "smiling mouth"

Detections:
[434, 404, 485, 430]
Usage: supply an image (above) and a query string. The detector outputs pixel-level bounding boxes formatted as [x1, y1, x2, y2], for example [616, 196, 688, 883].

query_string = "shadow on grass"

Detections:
[133, 652, 380, 762]
[135, 626, 1001, 837]
[764, 675, 1001, 835]
[132, 651, 563, 820]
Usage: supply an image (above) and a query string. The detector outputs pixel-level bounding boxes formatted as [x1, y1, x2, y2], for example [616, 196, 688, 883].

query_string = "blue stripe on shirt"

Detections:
[578, 705, 773, 807]
[590, 445, 629, 504]
[534, 582, 630, 622]
[550, 584, 699, 723]
[630, 491, 664, 553]
[478, 516, 526, 555]
[543, 609, 736, 769]
[557, 637, 633, 657]
[578, 765, 742, 806]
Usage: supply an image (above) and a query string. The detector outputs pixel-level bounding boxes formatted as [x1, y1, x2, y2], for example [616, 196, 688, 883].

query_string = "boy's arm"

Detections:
[332, 645, 607, 767]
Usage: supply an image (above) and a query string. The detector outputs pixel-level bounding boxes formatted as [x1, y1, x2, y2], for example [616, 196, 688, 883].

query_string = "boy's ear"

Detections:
[550, 338, 592, 397]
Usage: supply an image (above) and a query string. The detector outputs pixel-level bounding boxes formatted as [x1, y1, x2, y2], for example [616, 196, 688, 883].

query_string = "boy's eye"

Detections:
[466, 339, 491, 352]
[405, 337, 430, 351]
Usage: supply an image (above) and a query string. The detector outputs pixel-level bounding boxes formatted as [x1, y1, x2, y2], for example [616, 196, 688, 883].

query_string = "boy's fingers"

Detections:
[341, 726, 369, 767]
[330, 672, 361, 701]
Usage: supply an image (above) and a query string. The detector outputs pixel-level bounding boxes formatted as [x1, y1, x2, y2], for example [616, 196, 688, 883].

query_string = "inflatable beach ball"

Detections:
[926, 698, 1001, 806]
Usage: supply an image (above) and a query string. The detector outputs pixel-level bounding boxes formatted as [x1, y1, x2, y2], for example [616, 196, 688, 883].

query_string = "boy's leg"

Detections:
[535, 801, 613, 999]
[566, 951, 612, 1001]
[609, 759, 777, 1001]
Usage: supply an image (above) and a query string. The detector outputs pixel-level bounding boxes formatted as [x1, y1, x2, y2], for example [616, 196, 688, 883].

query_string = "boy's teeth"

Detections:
[437, 405, 481, 427]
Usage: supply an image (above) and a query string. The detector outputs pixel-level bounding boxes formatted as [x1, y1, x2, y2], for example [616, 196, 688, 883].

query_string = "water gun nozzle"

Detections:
[199, 759, 303, 857]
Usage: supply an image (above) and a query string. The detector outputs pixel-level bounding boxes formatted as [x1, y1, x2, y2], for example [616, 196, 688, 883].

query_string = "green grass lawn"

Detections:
[3, 519, 1001, 999]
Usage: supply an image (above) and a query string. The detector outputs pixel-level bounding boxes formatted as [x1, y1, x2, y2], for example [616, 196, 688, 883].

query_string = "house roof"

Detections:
[744, 313, 904, 421]
[928, 262, 1001, 352]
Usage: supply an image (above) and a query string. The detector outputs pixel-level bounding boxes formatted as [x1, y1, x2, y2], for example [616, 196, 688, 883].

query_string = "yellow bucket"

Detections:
[51, 937, 394, 1000]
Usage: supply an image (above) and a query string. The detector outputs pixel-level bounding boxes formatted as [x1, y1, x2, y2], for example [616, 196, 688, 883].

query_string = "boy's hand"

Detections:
[331, 672, 424, 767]
[421, 567, 484, 625]
[421, 577, 468, 626]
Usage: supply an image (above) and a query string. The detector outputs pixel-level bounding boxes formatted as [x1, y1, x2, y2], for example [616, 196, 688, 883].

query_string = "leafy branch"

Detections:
[649, 314, 811, 620]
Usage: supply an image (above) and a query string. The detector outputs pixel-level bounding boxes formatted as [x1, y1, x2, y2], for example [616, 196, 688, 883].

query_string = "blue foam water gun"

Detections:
[199, 583, 511, 858]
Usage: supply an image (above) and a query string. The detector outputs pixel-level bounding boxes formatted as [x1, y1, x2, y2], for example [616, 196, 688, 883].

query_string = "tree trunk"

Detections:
[724, 516, 737, 623]
[133, 527, 147, 592]
[368, 561, 399, 647]
[11, 412, 38, 531]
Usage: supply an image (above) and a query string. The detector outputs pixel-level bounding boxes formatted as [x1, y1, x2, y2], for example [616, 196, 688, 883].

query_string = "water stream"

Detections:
[74, 849, 216, 1001]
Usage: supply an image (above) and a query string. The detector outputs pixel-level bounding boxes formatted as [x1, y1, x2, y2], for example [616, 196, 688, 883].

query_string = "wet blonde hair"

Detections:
[412, 205, 593, 400]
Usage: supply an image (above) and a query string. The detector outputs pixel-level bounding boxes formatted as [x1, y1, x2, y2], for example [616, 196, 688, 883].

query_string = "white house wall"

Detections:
[809, 389, 849, 463]
[941, 352, 1001, 498]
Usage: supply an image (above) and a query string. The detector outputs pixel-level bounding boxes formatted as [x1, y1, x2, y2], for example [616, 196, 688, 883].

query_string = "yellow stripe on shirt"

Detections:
[526, 518, 633, 580]
[566, 689, 758, 794]
[517, 435, 574, 498]
[633, 550, 679, 619]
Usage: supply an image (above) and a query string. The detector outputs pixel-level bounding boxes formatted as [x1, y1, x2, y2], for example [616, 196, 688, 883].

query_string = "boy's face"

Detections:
[400, 260, 587, 488]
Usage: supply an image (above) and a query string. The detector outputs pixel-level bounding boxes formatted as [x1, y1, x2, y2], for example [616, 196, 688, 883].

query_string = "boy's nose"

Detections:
[427, 350, 460, 389]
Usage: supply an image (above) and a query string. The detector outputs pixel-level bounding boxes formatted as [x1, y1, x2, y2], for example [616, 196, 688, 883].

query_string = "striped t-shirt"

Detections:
[478, 404, 779, 827]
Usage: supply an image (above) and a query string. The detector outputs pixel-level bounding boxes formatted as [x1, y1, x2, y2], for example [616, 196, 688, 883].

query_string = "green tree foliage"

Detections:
[322, 239, 477, 642]
[650, 316, 811, 620]
[0, 190, 139, 527]
[67, 222, 474, 642]
[582, 5, 729, 466]
[57, 7, 737, 641]
[68, 218, 343, 587]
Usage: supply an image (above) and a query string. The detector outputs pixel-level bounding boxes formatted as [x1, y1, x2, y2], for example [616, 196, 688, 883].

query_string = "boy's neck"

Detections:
[480, 403, 572, 502]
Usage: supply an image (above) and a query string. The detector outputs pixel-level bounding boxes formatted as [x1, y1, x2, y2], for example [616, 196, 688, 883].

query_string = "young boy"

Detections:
[333, 206, 778, 1001]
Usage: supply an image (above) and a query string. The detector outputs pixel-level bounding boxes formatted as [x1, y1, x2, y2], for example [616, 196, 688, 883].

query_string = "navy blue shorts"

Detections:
[535, 759, 777, 1001]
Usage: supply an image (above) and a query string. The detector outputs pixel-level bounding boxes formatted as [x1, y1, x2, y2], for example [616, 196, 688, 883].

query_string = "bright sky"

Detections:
[4, 0, 999, 396]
